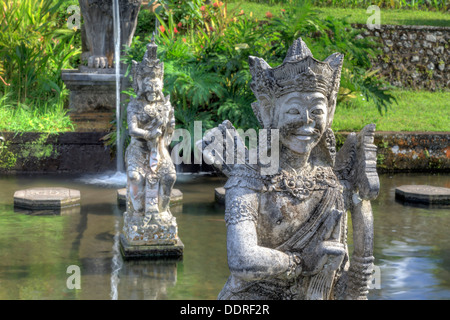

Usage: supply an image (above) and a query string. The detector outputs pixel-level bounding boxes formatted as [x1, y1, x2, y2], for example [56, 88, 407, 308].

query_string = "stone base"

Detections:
[117, 188, 183, 206]
[70, 112, 114, 132]
[61, 69, 122, 113]
[120, 234, 184, 260]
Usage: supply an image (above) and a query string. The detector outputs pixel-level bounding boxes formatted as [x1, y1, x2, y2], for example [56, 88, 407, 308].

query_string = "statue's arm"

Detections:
[346, 196, 374, 300]
[128, 113, 149, 139]
[225, 186, 300, 281]
[164, 98, 175, 145]
[335, 124, 379, 299]
[128, 111, 160, 141]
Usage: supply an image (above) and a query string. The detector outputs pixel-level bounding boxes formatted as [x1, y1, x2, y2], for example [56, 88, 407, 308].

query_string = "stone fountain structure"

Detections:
[119, 40, 183, 259]
[62, 0, 143, 129]
[198, 38, 379, 300]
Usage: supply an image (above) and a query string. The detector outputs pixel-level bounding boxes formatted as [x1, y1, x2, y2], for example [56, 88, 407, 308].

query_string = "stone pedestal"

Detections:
[120, 209, 184, 260]
[61, 69, 121, 114]
[118, 187, 184, 260]
[120, 234, 184, 260]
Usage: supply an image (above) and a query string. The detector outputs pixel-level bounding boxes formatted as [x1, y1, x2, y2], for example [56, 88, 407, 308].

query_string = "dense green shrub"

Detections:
[0, 0, 79, 132]
[135, 7, 157, 39]
[155, 0, 207, 27]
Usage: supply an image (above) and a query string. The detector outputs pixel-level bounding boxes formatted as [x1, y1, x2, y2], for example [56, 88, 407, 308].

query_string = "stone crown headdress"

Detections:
[249, 38, 344, 129]
[132, 37, 164, 90]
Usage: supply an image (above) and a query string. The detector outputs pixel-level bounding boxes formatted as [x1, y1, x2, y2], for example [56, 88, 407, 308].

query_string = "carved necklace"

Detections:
[268, 166, 338, 201]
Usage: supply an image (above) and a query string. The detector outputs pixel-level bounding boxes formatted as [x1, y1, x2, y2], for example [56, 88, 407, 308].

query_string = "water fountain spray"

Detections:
[113, 0, 124, 173]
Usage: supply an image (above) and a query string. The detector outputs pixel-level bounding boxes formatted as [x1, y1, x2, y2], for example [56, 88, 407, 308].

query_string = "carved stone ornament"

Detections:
[198, 38, 379, 300]
[79, 0, 143, 69]
[121, 40, 182, 256]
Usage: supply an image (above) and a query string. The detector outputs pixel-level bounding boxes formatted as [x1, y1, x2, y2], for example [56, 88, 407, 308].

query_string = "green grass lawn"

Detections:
[227, 2, 450, 27]
[314, 6, 450, 27]
[332, 90, 450, 132]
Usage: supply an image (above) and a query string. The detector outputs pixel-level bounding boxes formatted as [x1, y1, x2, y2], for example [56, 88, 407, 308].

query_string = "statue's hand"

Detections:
[144, 129, 162, 140]
[334, 124, 379, 202]
[285, 252, 302, 280]
[196, 120, 251, 177]
[302, 241, 346, 277]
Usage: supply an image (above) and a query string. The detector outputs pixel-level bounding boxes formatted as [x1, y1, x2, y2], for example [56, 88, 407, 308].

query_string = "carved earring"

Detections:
[310, 127, 336, 167]
[325, 128, 337, 161]
[323, 128, 337, 167]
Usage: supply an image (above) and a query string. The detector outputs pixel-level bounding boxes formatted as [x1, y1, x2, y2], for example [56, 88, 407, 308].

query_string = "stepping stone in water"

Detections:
[14, 187, 81, 213]
[395, 185, 450, 206]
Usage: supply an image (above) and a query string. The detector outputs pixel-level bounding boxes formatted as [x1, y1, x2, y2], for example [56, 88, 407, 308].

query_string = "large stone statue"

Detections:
[199, 38, 379, 299]
[120, 40, 183, 258]
[79, 0, 142, 69]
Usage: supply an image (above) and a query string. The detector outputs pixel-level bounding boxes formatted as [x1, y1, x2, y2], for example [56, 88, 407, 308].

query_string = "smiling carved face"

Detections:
[276, 91, 328, 156]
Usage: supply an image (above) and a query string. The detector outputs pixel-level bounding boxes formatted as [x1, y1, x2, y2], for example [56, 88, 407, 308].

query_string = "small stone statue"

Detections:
[122, 40, 179, 247]
[79, 0, 142, 69]
[199, 38, 379, 300]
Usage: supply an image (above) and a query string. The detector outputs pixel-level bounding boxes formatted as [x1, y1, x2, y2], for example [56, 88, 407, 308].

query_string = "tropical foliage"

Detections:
[124, 0, 396, 136]
[0, 0, 80, 132]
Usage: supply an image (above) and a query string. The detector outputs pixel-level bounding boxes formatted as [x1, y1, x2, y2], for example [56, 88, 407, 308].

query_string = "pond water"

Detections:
[0, 172, 449, 300]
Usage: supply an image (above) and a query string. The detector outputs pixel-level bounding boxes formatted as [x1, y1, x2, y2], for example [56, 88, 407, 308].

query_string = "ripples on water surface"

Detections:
[0, 172, 448, 300]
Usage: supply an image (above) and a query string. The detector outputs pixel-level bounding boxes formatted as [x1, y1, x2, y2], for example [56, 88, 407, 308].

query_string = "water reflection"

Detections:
[0, 173, 448, 300]
[377, 241, 440, 299]
[118, 259, 179, 300]
[368, 173, 450, 300]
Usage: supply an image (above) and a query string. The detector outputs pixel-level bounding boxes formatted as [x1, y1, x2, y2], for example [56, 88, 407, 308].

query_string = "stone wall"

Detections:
[355, 24, 450, 90]
[337, 131, 450, 173]
[1, 131, 448, 174]
[374, 131, 450, 173]
[0, 132, 116, 174]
